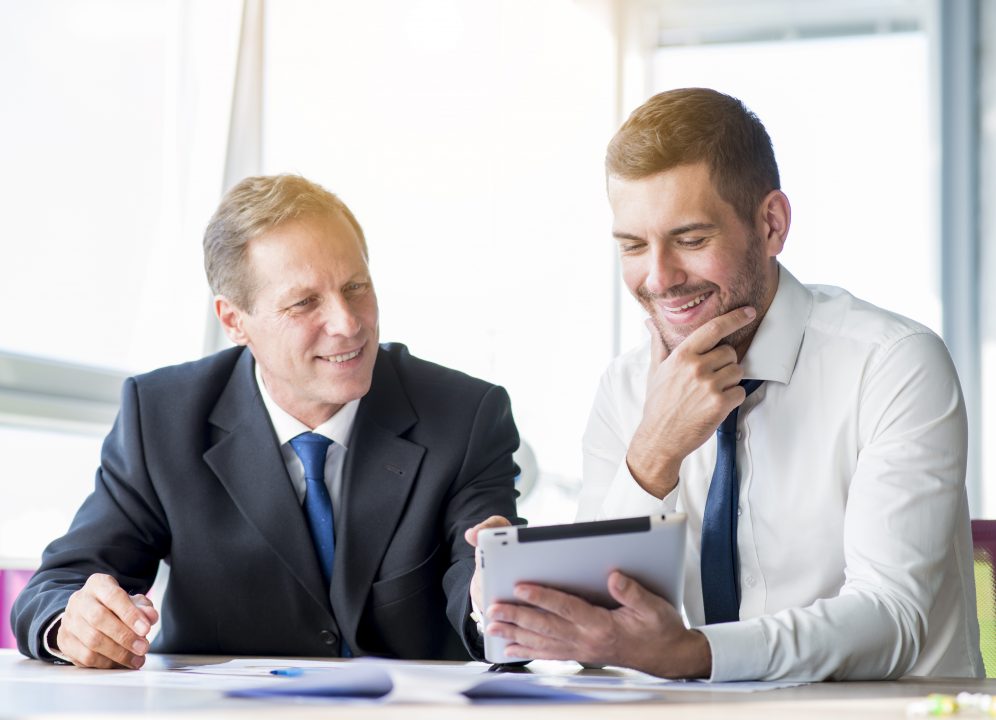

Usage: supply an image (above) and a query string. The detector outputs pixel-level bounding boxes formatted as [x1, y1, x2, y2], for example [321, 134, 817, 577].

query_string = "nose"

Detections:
[320, 295, 362, 338]
[644, 242, 687, 296]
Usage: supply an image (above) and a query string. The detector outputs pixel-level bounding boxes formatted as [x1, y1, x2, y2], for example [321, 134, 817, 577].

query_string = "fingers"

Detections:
[58, 574, 156, 670]
[684, 306, 756, 355]
[463, 515, 512, 548]
[701, 343, 740, 373]
[57, 619, 147, 670]
[607, 572, 666, 615]
[131, 594, 160, 625]
[512, 583, 601, 626]
[91, 577, 153, 637]
[487, 587, 613, 665]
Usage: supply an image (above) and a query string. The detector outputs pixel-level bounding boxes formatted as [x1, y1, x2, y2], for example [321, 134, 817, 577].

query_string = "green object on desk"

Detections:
[975, 549, 996, 678]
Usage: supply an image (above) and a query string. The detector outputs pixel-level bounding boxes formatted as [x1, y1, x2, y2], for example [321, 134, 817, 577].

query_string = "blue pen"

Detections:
[270, 668, 307, 677]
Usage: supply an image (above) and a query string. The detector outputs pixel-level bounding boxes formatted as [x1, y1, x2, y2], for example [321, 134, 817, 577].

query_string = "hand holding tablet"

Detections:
[477, 514, 686, 664]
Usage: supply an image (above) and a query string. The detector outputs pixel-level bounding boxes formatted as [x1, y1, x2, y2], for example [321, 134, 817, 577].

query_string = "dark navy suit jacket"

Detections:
[13, 343, 519, 661]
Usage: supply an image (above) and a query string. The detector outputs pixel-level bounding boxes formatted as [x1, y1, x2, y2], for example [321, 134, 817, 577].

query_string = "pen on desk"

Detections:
[270, 668, 306, 677]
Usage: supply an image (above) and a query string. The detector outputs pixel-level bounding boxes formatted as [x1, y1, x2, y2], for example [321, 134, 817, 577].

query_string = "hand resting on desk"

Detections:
[484, 570, 712, 679]
[54, 573, 159, 670]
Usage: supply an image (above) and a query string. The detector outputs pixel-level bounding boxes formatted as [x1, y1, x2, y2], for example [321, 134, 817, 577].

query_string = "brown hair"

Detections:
[203, 174, 367, 311]
[606, 88, 780, 225]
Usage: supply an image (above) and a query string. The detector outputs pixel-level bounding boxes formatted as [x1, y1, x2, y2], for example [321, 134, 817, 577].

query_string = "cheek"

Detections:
[620, 259, 647, 297]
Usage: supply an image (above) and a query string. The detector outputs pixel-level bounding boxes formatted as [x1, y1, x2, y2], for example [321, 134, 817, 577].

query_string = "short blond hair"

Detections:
[606, 88, 780, 226]
[203, 174, 367, 311]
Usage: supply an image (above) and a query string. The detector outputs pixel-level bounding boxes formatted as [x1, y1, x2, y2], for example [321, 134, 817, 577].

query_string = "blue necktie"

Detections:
[289, 432, 336, 588]
[700, 379, 763, 625]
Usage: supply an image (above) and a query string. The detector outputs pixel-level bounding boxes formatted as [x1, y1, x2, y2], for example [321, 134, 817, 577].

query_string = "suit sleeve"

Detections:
[439, 384, 520, 660]
[11, 377, 170, 660]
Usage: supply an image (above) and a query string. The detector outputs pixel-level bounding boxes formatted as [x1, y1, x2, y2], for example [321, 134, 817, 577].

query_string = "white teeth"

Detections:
[326, 350, 360, 363]
[667, 293, 709, 313]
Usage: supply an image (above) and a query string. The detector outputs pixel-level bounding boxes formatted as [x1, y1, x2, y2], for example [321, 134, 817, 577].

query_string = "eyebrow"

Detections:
[612, 222, 719, 242]
[667, 222, 718, 236]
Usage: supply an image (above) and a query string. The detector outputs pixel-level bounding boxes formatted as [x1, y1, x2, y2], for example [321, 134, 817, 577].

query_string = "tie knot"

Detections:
[718, 379, 764, 434]
[741, 379, 763, 397]
[289, 432, 333, 480]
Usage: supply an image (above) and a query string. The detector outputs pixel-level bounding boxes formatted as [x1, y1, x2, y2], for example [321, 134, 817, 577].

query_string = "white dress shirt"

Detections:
[577, 265, 983, 682]
[254, 362, 359, 520]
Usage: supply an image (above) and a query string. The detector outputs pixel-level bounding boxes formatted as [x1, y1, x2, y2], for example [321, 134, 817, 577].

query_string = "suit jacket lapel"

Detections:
[202, 348, 332, 615]
[333, 348, 425, 648]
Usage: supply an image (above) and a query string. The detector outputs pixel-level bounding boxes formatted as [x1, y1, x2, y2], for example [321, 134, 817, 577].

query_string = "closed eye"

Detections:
[290, 296, 317, 310]
[618, 240, 647, 254]
[676, 238, 706, 248]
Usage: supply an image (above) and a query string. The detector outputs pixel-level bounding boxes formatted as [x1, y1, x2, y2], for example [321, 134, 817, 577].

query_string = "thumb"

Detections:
[464, 515, 512, 548]
[607, 571, 663, 615]
[131, 594, 159, 624]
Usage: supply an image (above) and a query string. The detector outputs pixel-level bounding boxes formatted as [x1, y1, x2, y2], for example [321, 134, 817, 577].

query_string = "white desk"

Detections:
[1, 649, 993, 719]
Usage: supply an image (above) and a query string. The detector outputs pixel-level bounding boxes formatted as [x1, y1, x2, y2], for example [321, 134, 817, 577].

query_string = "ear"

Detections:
[756, 190, 791, 258]
[214, 296, 250, 346]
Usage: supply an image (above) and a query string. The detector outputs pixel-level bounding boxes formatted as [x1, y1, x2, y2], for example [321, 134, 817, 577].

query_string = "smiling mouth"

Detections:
[319, 348, 362, 364]
[661, 291, 712, 316]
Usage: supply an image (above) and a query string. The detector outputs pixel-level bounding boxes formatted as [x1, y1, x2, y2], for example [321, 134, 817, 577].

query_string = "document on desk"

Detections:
[175, 658, 803, 703]
[223, 660, 655, 704]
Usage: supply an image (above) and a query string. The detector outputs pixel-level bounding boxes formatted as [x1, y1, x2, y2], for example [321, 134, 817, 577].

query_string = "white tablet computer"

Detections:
[477, 513, 686, 664]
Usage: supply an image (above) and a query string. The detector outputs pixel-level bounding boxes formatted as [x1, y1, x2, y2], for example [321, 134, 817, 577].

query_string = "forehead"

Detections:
[247, 213, 368, 287]
[608, 163, 733, 229]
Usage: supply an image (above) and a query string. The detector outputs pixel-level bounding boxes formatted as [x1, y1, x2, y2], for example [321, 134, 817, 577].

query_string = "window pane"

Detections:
[263, 0, 618, 524]
[0, 0, 209, 373]
[0, 424, 105, 564]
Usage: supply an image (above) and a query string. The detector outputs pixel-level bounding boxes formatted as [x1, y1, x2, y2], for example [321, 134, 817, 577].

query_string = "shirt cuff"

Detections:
[470, 594, 484, 637]
[597, 457, 676, 519]
[42, 612, 72, 663]
[697, 620, 769, 682]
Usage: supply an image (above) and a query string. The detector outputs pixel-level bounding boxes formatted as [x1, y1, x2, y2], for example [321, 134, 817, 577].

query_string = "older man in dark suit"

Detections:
[12, 175, 519, 669]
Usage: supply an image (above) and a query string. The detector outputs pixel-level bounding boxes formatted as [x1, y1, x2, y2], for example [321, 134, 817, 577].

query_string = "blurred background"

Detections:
[1, 0, 994, 574]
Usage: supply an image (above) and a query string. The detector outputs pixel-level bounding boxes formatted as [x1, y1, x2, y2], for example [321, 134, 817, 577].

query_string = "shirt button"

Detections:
[736, 430, 743, 441]
[744, 575, 757, 588]
[319, 630, 338, 646]
[737, 506, 742, 516]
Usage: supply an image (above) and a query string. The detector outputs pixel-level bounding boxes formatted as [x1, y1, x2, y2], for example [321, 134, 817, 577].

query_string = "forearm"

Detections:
[700, 589, 925, 681]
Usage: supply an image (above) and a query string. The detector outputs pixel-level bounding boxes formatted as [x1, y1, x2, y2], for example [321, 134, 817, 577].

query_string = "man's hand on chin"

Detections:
[482, 571, 712, 679]
[627, 306, 756, 499]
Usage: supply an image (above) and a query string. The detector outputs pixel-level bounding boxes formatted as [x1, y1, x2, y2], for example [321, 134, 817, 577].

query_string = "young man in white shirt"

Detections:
[478, 88, 983, 681]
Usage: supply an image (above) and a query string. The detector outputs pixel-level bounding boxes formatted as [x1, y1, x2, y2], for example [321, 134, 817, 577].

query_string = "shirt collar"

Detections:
[739, 264, 813, 386]
[254, 359, 360, 449]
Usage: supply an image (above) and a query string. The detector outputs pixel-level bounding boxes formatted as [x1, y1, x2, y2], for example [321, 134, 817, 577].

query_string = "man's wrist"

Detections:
[681, 629, 713, 679]
[625, 444, 680, 499]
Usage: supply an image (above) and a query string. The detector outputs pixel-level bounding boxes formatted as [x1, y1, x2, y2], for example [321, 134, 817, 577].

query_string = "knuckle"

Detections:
[79, 626, 102, 648]
[77, 649, 100, 667]
[80, 603, 104, 627]
[114, 627, 136, 648]
[88, 573, 112, 588]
